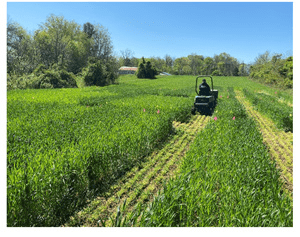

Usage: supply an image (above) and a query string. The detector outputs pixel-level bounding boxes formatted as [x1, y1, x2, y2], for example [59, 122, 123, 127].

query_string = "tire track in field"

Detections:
[235, 90, 293, 193]
[64, 115, 210, 227]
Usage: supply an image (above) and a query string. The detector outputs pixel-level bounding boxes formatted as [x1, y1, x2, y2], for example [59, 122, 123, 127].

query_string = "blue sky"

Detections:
[6, 1, 293, 64]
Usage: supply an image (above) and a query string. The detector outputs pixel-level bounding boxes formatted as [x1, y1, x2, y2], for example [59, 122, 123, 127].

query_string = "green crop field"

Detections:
[7, 75, 293, 227]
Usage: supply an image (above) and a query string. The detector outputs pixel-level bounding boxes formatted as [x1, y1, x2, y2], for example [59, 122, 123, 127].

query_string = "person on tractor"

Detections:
[199, 79, 211, 96]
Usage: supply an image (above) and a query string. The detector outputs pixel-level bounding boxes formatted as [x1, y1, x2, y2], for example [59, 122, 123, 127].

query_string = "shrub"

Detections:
[249, 55, 293, 89]
[7, 64, 78, 90]
[29, 69, 77, 89]
[211, 70, 221, 76]
[7, 73, 35, 90]
[81, 59, 118, 86]
[137, 63, 146, 78]
[137, 57, 157, 79]
[33, 64, 47, 76]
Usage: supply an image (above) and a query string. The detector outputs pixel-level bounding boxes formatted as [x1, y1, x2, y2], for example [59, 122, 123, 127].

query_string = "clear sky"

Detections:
[6, 1, 293, 64]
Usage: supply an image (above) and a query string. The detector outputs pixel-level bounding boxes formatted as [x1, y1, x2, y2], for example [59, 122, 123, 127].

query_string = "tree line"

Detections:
[7, 14, 292, 89]
[249, 51, 293, 89]
[7, 15, 119, 89]
[119, 49, 249, 77]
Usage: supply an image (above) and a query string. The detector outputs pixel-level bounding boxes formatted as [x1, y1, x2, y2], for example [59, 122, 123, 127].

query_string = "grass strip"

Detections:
[235, 90, 293, 193]
[120, 88, 293, 227]
[67, 115, 209, 227]
[90, 136, 189, 226]
[242, 88, 293, 132]
[107, 116, 210, 227]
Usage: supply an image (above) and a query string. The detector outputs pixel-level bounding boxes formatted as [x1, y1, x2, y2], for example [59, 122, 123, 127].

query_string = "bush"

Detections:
[137, 57, 157, 79]
[81, 59, 118, 86]
[249, 55, 293, 89]
[211, 70, 221, 76]
[137, 63, 146, 78]
[33, 64, 47, 76]
[7, 74, 35, 90]
[283, 77, 293, 89]
[29, 69, 77, 89]
[7, 64, 78, 90]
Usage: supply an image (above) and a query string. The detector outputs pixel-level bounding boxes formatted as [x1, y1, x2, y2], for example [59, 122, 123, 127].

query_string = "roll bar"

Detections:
[195, 75, 213, 95]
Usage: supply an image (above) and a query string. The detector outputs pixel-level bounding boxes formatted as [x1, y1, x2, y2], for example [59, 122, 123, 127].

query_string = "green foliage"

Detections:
[238, 63, 248, 76]
[211, 70, 221, 76]
[83, 22, 95, 38]
[7, 19, 36, 75]
[82, 60, 107, 86]
[8, 15, 258, 82]
[120, 49, 137, 67]
[137, 63, 146, 78]
[33, 64, 47, 76]
[7, 75, 293, 226]
[249, 53, 293, 89]
[243, 89, 293, 132]
[137, 58, 157, 79]
[7, 78, 192, 226]
[7, 15, 115, 79]
[81, 58, 118, 87]
[7, 73, 36, 90]
[33, 66, 78, 89]
[279, 56, 293, 88]
[7, 64, 77, 90]
[173, 57, 191, 75]
[119, 53, 246, 77]
[123, 88, 292, 227]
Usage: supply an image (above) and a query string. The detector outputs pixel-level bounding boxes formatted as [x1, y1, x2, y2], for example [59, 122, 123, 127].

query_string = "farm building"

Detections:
[119, 66, 138, 74]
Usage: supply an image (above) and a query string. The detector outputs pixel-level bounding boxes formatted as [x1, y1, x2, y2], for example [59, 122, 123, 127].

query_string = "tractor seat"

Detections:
[199, 86, 211, 96]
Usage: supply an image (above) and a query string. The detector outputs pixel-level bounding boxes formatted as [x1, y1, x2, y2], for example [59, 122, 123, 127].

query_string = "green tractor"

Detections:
[191, 75, 218, 115]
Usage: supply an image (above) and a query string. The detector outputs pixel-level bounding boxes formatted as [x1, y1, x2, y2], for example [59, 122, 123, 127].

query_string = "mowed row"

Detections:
[65, 90, 293, 227]
[235, 90, 293, 194]
[64, 115, 210, 227]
